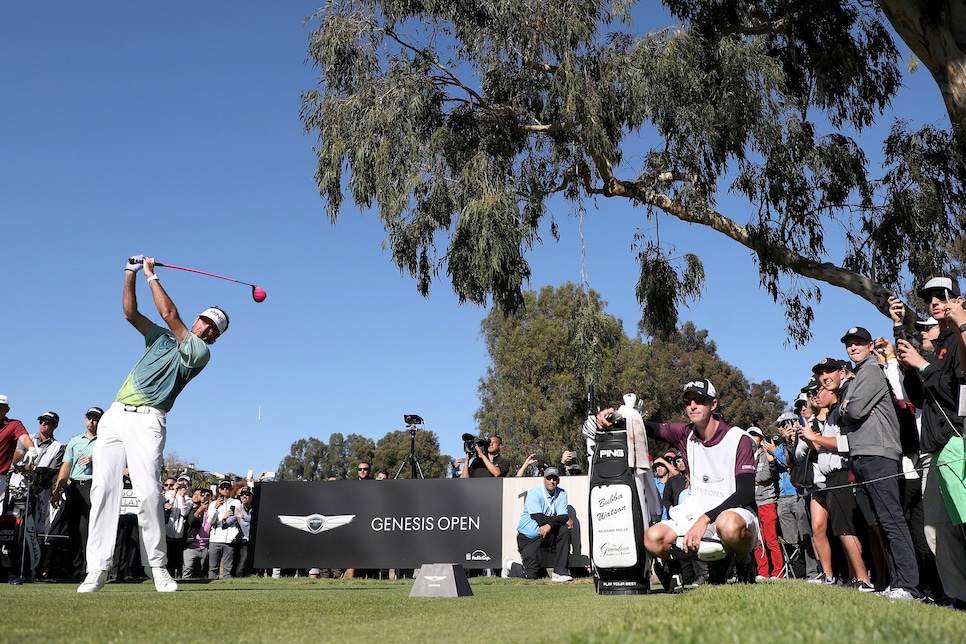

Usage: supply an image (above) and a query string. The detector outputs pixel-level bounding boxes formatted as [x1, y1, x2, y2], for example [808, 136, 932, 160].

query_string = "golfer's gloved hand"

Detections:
[126, 254, 145, 272]
[25, 446, 39, 464]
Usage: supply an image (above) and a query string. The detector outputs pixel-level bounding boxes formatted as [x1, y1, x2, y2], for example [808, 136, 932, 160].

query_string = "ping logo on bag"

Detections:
[599, 448, 625, 458]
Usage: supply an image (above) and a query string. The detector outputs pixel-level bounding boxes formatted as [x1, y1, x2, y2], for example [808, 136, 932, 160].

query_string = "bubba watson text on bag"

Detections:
[589, 425, 649, 594]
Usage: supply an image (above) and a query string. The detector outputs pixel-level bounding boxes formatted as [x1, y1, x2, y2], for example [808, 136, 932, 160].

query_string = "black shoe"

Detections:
[734, 555, 756, 584]
[707, 558, 731, 585]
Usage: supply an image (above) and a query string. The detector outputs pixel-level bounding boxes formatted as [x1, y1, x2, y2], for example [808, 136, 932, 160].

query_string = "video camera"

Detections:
[461, 433, 489, 454]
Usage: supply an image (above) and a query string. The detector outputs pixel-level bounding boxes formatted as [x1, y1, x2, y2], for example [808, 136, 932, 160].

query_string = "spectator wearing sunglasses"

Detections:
[502, 467, 574, 582]
[207, 480, 243, 579]
[234, 486, 255, 577]
[345, 462, 380, 578]
[662, 454, 688, 515]
[162, 475, 192, 578]
[9, 411, 66, 578]
[50, 407, 102, 580]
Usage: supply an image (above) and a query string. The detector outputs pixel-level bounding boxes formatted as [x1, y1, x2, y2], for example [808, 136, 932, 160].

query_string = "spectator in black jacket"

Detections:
[893, 278, 966, 609]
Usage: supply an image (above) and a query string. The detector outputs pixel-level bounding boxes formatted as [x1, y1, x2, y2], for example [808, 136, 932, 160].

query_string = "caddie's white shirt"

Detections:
[683, 426, 746, 516]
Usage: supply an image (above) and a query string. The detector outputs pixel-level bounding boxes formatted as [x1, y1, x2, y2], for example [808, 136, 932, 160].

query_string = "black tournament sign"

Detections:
[254, 479, 504, 569]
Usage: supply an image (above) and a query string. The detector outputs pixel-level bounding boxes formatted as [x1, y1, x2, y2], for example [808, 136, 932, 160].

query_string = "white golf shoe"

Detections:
[147, 566, 179, 592]
[77, 570, 108, 593]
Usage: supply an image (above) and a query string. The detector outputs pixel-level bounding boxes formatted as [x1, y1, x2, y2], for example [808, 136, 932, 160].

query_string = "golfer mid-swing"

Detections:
[79, 255, 229, 593]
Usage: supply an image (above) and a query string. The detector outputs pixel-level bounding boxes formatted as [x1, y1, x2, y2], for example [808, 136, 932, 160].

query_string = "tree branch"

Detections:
[382, 24, 488, 107]
[603, 176, 908, 323]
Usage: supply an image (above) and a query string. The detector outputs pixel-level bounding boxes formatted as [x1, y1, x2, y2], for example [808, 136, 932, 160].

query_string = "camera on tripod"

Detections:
[461, 433, 489, 454]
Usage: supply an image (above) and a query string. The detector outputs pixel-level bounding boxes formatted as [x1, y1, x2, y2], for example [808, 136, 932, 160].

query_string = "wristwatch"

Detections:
[959, 323, 966, 333]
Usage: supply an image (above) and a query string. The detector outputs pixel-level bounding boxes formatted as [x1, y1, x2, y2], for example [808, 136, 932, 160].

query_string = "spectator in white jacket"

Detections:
[206, 480, 242, 579]
[163, 475, 192, 577]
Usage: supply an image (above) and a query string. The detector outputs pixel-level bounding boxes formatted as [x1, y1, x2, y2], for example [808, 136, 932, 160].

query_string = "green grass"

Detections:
[0, 576, 959, 643]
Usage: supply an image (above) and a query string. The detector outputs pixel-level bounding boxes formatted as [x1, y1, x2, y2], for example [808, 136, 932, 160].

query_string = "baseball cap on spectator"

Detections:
[915, 317, 939, 330]
[747, 427, 764, 439]
[0, 394, 8, 406]
[918, 276, 961, 300]
[543, 467, 561, 479]
[86, 407, 104, 417]
[682, 378, 717, 400]
[794, 394, 808, 409]
[812, 357, 848, 374]
[38, 411, 60, 424]
[776, 411, 798, 426]
[176, 474, 191, 483]
[663, 451, 676, 460]
[800, 375, 821, 393]
[218, 480, 233, 489]
[840, 326, 873, 344]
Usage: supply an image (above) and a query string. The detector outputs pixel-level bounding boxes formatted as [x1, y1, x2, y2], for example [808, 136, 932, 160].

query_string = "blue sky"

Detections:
[1, 3, 947, 477]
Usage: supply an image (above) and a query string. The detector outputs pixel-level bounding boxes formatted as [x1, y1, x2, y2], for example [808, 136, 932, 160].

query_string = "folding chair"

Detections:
[778, 537, 801, 579]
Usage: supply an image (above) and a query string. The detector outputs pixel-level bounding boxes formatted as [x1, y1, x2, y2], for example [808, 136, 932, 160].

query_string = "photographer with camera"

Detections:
[460, 434, 509, 478]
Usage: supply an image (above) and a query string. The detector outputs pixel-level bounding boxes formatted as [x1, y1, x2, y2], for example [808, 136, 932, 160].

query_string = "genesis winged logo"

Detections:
[278, 513, 355, 534]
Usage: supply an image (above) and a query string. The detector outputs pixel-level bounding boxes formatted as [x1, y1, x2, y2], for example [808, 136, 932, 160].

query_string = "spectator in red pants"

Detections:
[749, 427, 784, 578]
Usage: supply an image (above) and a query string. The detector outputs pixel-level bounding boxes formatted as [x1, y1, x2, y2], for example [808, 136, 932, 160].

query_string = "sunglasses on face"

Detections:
[40, 420, 55, 425]
[86, 415, 101, 421]
[358, 467, 370, 471]
[545, 476, 559, 482]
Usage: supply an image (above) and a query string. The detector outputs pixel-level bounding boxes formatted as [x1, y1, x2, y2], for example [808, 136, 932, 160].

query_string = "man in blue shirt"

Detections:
[502, 467, 573, 582]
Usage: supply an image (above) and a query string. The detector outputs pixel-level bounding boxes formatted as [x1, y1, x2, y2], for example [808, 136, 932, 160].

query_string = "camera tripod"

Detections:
[394, 415, 425, 480]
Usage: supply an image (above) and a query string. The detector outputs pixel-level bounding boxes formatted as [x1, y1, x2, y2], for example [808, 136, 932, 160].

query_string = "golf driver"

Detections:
[128, 259, 267, 302]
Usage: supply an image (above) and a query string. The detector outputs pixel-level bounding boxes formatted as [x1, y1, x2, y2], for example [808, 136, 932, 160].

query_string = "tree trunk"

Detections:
[878, 0, 966, 149]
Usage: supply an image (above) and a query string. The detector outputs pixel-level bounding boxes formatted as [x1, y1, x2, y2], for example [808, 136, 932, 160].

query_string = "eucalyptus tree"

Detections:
[476, 283, 622, 465]
[302, 1, 965, 345]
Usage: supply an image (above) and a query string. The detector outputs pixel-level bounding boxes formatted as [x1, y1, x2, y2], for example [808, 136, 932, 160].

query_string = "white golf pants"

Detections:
[86, 402, 168, 572]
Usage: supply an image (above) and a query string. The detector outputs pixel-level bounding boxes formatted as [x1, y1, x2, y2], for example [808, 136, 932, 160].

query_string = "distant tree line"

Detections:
[279, 283, 784, 477]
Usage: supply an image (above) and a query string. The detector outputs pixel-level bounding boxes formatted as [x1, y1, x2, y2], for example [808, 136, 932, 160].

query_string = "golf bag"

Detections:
[588, 415, 651, 594]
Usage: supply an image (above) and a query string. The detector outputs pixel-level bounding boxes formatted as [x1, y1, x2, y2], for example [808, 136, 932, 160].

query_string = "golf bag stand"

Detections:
[588, 417, 650, 595]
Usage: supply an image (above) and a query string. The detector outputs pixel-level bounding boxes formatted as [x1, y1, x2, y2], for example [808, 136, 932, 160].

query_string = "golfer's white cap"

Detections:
[198, 307, 229, 335]
[0, 394, 7, 406]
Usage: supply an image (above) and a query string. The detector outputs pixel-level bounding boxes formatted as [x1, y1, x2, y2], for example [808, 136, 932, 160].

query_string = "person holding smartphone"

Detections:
[206, 480, 243, 579]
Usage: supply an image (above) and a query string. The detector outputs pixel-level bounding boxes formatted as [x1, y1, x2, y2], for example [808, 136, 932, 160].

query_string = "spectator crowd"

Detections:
[2, 275, 966, 610]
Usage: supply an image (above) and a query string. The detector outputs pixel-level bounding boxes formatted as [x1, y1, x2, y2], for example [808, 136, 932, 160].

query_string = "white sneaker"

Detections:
[501, 557, 513, 579]
[880, 587, 917, 601]
[77, 570, 108, 593]
[147, 566, 178, 592]
[551, 572, 573, 582]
